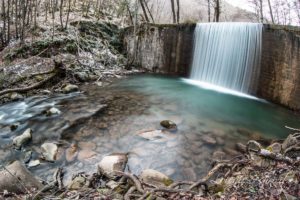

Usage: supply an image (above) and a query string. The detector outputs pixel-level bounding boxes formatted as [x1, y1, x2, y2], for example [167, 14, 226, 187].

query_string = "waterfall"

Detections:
[190, 23, 262, 94]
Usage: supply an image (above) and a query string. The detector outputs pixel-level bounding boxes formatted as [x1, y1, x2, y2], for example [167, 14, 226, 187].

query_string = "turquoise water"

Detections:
[118, 75, 299, 139]
[0, 74, 299, 181]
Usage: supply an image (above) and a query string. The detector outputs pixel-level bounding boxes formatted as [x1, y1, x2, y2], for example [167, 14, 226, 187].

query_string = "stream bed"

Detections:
[0, 75, 299, 183]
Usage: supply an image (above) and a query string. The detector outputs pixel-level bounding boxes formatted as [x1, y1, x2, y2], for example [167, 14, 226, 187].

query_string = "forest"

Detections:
[0, 0, 299, 200]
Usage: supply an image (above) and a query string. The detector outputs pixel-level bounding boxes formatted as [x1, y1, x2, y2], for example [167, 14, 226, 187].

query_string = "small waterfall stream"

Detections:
[190, 23, 263, 94]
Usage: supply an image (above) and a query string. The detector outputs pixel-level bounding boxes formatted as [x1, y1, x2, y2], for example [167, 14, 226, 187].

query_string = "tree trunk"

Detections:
[176, 0, 180, 23]
[267, 0, 274, 24]
[139, 0, 149, 22]
[170, 0, 176, 23]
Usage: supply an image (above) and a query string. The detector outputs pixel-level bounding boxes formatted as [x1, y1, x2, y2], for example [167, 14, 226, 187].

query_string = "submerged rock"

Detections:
[202, 135, 217, 145]
[78, 149, 96, 161]
[44, 107, 61, 116]
[140, 169, 173, 187]
[62, 84, 79, 93]
[0, 161, 43, 193]
[65, 144, 78, 162]
[13, 128, 32, 149]
[98, 153, 128, 177]
[41, 142, 58, 162]
[160, 120, 177, 130]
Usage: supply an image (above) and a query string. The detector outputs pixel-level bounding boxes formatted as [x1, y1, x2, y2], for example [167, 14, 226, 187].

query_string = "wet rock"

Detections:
[41, 90, 51, 95]
[0, 161, 43, 193]
[160, 120, 177, 130]
[138, 129, 164, 141]
[140, 169, 173, 187]
[13, 128, 32, 149]
[28, 160, 41, 168]
[23, 151, 32, 164]
[65, 144, 78, 162]
[10, 92, 23, 101]
[62, 84, 79, 93]
[41, 142, 58, 162]
[98, 153, 128, 177]
[10, 124, 19, 131]
[267, 142, 282, 153]
[44, 107, 61, 116]
[95, 81, 103, 87]
[77, 149, 96, 161]
[202, 135, 217, 145]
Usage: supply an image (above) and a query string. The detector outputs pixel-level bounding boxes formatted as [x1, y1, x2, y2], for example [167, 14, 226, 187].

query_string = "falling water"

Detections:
[190, 23, 263, 94]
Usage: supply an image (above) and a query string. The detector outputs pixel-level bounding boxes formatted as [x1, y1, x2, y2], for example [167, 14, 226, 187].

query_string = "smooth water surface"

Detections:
[0, 75, 299, 182]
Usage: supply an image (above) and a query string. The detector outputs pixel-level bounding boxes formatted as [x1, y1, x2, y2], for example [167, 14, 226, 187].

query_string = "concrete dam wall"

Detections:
[122, 23, 300, 110]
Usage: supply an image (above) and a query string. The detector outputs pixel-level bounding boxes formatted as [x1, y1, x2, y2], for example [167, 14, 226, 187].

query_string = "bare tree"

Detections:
[267, 0, 274, 23]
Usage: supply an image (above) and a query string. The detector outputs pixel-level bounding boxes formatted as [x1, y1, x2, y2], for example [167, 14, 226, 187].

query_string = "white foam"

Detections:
[182, 78, 266, 101]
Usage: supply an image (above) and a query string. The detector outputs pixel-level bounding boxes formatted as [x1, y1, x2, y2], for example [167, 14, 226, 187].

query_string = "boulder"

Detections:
[98, 153, 128, 177]
[13, 128, 32, 149]
[0, 161, 43, 193]
[160, 120, 177, 130]
[139, 169, 173, 187]
[41, 143, 58, 162]
[62, 84, 79, 93]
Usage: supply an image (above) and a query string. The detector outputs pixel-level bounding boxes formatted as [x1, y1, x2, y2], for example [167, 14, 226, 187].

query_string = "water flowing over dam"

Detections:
[190, 23, 263, 94]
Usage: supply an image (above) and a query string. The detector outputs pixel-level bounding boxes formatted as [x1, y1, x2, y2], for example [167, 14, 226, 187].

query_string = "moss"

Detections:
[163, 178, 174, 186]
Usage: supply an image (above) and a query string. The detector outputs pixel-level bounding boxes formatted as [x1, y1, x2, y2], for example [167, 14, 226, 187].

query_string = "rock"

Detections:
[41, 90, 51, 95]
[65, 144, 78, 162]
[202, 135, 217, 145]
[140, 169, 173, 187]
[41, 143, 58, 162]
[44, 107, 61, 116]
[267, 142, 282, 153]
[10, 124, 19, 131]
[68, 175, 87, 190]
[62, 84, 79, 93]
[75, 72, 90, 82]
[160, 120, 177, 130]
[0, 161, 43, 193]
[10, 92, 23, 101]
[23, 151, 32, 164]
[106, 180, 119, 190]
[98, 153, 128, 177]
[138, 129, 164, 141]
[77, 150, 96, 161]
[13, 128, 32, 149]
[28, 160, 41, 168]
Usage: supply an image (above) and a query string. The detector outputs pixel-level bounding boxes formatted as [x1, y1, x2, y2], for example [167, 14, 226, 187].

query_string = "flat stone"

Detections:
[98, 153, 128, 177]
[0, 161, 43, 193]
[41, 142, 58, 162]
[139, 169, 173, 187]
[13, 128, 32, 149]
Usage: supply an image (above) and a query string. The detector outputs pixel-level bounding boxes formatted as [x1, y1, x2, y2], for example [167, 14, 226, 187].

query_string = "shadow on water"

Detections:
[0, 75, 299, 182]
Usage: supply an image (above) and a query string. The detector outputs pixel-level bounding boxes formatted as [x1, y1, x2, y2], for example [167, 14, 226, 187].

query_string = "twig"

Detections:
[285, 126, 300, 132]
[125, 186, 136, 200]
[114, 171, 144, 193]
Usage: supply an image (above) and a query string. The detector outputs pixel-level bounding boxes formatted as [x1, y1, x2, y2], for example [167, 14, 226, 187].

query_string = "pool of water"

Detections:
[0, 75, 299, 182]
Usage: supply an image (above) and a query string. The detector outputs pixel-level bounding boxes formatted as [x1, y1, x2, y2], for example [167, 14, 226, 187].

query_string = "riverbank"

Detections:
[0, 131, 299, 200]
